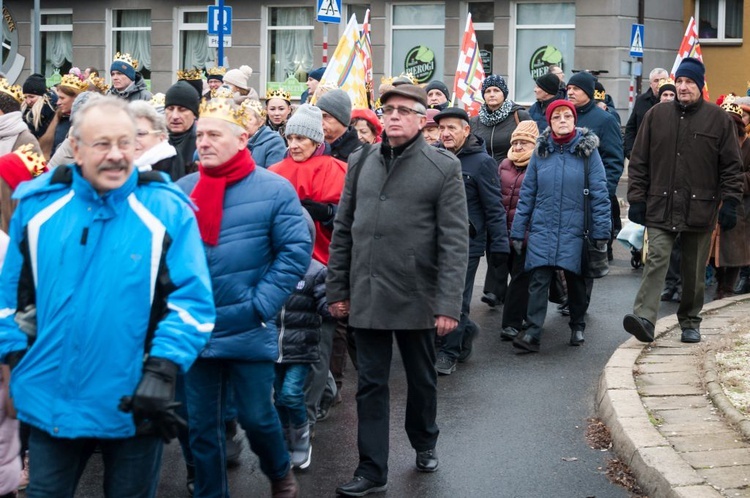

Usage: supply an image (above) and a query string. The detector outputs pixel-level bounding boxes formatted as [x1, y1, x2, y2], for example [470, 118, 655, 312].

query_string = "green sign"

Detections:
[267, 76, 306, 99]
[529, 45, 563, 80]
[404, 45, 435, 84]
[46, 69, 62, 89]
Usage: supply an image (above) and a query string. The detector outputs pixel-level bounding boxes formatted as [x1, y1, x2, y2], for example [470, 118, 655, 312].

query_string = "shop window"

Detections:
[513, 2, 575, 104]
[110, 9, 151, 81]
[177, 9, 217, 72]
[696, 0, 743, 41]
[346, 4, 371, 23]
[39, 9, 73, 84]
[469, 2, 494, 76]
[266, 6, 314, 99]
[391, 4, 444, 83]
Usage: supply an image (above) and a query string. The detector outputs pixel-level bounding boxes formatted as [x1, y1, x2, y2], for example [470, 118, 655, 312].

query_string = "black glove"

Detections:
[5, 349, 26, 371]
[489, 252, 507, 269]
[301, 199, 333, 222]
[718, 199, 738, 232]
[628, 202, 646, 225]
[595, 240, 608, 251]
[511, 240, 524, 256]
[14, 304, 37, 339]
[119, 357, 185, 442]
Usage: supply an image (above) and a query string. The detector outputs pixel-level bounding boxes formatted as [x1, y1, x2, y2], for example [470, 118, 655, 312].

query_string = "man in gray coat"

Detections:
[327, 84, 469, 496]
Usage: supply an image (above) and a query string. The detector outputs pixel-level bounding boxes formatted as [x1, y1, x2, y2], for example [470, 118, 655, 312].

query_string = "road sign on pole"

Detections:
[629, 24, 644, 57]
[316, 0, 342, 24]
[207, 5, 232, 35]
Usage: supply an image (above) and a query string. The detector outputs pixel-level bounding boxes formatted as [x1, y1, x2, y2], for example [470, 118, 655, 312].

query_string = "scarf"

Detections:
[478, 100, 513, 127]
[552, 130, 576, 145]
[0, 112, 33, 155]
[169, 124, 197, 166]
[507, 146, 534, 167]
[190, 148, 255, 246]
[134, 140, 177, 171]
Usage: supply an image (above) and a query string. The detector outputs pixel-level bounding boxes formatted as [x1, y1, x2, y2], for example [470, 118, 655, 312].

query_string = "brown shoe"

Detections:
[272, 468, 299, 498]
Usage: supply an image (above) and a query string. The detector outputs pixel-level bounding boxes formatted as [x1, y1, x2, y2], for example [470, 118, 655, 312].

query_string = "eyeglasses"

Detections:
[136, 130, 161, 138]
[550, 113, 575, 122]
[511, 140, 534, 148]
[381, 105, 424, 117]
[78, 138, 135, 154]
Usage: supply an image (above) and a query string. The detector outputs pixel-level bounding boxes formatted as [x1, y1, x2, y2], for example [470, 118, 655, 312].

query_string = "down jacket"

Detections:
[499, 157, 527, 244]
[511, 128, 611, 275]
[574, 99, 624, 197]
[178, 167, 312, 361]
[107, 73, 153, 102]
[248, 125, 286, 169]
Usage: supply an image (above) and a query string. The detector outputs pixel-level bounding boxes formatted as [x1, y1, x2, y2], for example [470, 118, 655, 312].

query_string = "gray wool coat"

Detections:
[326, 134, 469, 330]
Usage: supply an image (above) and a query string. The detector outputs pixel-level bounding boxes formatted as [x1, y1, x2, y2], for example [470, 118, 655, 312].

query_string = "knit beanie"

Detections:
[285, 104, 324, 144]
[316, 89, 352, 127]
[594, 81, 606, 101]
[482, 74, 509, 98]
[658, 81, 677, 99]
[22, 73, 47, 97]
[351, 108, 383, 137]
[224, 65, 253, 91]
[425, 80, 450, 101]
[535, 72, 560, 96]
[165, 81, 201, 117]
[545, 99, 577, 126]
[567, 71, 596, 100]
[511, 120, 540, 144]
[0, 146, 47, 191]
[675, 57, 705, 90]
[110, 59, 136, 82]
[308, 67, 325, 82]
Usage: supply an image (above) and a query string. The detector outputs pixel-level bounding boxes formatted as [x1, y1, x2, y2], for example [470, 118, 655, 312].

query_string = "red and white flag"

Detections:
[452, 14, 485, 117]
[359, 9, 375, 107]
[671, 16, 709, 100]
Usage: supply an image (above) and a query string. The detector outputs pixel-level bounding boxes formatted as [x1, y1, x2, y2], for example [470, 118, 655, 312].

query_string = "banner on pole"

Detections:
[452, 14, 486, 117]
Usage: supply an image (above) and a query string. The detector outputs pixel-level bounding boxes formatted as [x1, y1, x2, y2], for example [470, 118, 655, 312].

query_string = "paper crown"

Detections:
[113, 52, 138, 70]
[177, 68, 203, 81]
[721, 95, 743, 118]
[206, 66, 227, 77]
[14, 144, 47, 178]
[266, 88, 291, 101]
[59, 74, 89, 93]
[380, 76, 394, 85]
[395, 72, 419, 85]
[658, 77, 675, 89]
[0, 78, 23, 103]
[149, 92, 166, 107]
[86, 75, 110, 93]
[593, 89, 606, 101]
[241, 99, 266, 119]
[199, 87, 245, 127]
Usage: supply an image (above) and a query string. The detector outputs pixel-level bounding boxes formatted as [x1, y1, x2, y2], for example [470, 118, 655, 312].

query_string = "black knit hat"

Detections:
[23, 73, 47, 97]
[567, 71, 596, 100]
[425, 80, 450, 101]
[535, 72, 560, 96]
[165, 80, 201, 117]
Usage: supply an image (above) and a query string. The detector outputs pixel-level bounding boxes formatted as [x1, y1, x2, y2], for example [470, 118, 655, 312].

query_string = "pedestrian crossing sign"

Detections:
[316, 0, 342, 24]
[629, 24, 644, 57]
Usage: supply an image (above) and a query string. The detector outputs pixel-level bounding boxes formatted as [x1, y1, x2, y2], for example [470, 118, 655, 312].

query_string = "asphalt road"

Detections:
[72, 239, 693, 498]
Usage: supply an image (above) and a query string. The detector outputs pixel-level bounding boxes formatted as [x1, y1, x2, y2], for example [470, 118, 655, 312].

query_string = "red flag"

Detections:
[359, 10, 374, 107]
[452, 14, 485, 117]
[671, 16, 709, 100]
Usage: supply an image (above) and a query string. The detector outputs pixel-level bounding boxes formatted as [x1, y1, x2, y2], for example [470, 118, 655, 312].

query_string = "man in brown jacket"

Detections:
[623, 58, 744, 344]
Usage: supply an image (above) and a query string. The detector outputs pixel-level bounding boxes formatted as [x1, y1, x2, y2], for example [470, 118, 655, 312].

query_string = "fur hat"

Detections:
[425, 80, 450, 101]
[165, 81, 201, 117]
[675, 57, 705, 90]
[511, 120, 540, 144]
[535, 72, 560, 97]
[482, 74, 509, 98]
[285, 104, 324, 144]
[224, 65, 253, 91]
[316, 89, 352, 127]
[567, 72, 596, 100]
[22, 73, 47, 97]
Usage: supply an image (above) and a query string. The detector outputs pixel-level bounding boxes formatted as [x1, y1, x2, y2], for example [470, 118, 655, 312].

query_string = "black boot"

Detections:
[569, 328, 584, 346]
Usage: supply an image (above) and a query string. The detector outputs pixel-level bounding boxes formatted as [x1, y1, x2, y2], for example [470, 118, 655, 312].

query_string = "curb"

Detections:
[598, 296, 750, 498]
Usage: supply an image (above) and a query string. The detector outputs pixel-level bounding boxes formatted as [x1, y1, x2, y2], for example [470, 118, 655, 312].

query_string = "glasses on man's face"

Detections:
[550, 113, 575, 122]
[79, 138, 135, 154]
[381, 105, 424, 117]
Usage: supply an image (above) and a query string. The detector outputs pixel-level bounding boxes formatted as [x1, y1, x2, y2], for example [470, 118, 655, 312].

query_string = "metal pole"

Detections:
[322, 23, 328, 66]
[636, 0, 644, 95]
[217, 0, 224, 67]
[32, 0, 42, 74]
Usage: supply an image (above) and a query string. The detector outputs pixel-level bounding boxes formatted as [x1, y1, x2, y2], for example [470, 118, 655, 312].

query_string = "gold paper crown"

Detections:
[395, 72, 419, 85]
[59, 74, 89, 93]
[86, 75, 110, 94]
[266, 88, 291, 101]
[374, 98, 383, 111]
[380, 76, 394, 85]
[113, 52, 139, 70]
[149, 92, 166, 108]
[0, 78, 23, 104]
[206, 66, 227, 77]
[594, 89, 606, 101]
[13, 144, 47, 178]
[177, 68, 203, 81]
[721, 95, 743, 117]
[658, 77, 675, 89]
[241, 99, 266, 119]
[199, 87, 245, 127]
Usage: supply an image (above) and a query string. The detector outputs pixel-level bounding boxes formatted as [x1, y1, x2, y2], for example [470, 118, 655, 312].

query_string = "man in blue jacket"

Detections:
[0, 96, 216, 497]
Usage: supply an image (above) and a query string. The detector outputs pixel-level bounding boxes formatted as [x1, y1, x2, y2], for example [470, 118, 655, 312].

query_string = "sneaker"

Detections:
[457, 323, 479, 363]
[500, 326, 519, 341]
[435, 354, 457, 375]
[480, 292, 499, 307]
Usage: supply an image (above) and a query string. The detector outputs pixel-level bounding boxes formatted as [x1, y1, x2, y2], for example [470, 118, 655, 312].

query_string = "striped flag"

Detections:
[671, 16, 709, 100]
[452, 14, 485, 117]
[359, 9, 375, 107]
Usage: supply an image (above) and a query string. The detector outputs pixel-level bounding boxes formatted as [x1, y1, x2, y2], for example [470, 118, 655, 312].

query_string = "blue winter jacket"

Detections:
[178, 167, 311, 361]
[511, 128, 611, 275]
[248, 125, 287, 169]
[574, 99, 625, 197]
[0, 166, 215, 439]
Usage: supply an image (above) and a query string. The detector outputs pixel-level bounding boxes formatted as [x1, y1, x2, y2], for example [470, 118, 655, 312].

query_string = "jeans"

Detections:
[186, 359, 290, 498]
[526, 266, 587, 340]
[439, 255, 480, 360]
[275, 363, 312, 428]
[353, 328, 439, 484]
[26, 426, 162, 498]
[305, 319, 336, 424]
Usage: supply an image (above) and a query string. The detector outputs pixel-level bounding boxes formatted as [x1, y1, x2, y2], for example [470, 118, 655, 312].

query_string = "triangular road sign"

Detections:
[317, 0, 342, 23]
[630, 24, 644, 57]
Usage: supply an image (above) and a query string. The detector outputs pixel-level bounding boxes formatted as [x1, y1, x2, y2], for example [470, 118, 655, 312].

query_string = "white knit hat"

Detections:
[223, 65, 252, 91]
[285, 104, 324, 144]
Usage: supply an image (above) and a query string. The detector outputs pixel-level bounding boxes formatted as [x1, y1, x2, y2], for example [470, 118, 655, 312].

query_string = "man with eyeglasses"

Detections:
[624, 67, 669, 159]
[327, 84, 468, 496]
[0, 96, 215, 497]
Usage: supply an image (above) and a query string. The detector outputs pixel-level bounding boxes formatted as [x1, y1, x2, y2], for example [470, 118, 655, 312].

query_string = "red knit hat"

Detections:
[351, 108, 383, 138]
[545, 99, 577, 126]
[0, 144, 48, 191]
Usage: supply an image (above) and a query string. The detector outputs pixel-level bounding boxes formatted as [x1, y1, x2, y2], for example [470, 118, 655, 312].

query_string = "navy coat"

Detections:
[574, 99, 624, 197]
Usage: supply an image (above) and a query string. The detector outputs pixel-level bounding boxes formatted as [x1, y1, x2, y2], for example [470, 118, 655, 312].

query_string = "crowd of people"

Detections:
[0, 50, 744, 498]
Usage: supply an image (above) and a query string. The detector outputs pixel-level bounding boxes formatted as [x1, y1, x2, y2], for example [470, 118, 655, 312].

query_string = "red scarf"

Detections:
[552, 130, 577, 144]
[191, 148, 255, 246]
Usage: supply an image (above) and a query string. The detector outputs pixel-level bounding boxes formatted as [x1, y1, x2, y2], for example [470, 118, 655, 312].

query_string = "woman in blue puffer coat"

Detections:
[510, 100, 611, 353]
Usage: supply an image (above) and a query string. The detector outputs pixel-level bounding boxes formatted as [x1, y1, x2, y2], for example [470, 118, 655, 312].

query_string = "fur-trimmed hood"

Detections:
[536, 127, 600, 158]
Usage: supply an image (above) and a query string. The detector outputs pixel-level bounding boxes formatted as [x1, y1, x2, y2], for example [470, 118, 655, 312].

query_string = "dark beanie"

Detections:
[308, 67, 325, 82]
[317, 89, 352, 127]
[23, 73, 47, 97]
[183, 78, 204, 97]
[165, 81, 200, 117]
[594, 81, 606, 101]
[675, 57, 705, 90]
[567, 72, 596, 100]
[535, 72, 560, 96]
[110, 59, 136, 82]
[482, 74, 509, 98]
[658, 81, 677, 99]
[425, 80, 450, 101]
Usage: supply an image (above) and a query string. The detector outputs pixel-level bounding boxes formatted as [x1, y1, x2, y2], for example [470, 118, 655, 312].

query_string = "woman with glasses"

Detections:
[510, 100, 610, 353]
[129, 101, 182, 179]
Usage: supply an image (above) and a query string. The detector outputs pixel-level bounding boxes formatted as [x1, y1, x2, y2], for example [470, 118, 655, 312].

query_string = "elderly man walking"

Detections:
[327, 84, 468, 496]
[623, 58, 743, 344]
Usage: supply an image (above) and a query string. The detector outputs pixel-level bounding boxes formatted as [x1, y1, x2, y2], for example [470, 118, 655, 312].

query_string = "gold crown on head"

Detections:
[594, 89, 606, 100]
[266, 88, 291, 101]
[59, 74, 89, 93]
[0, 78, 23, 104]
[206, 66, 227, 77]
[199, 88, 245, 127]
[380, 76, 394, 85]
[113, 52, 138, 70]
[13, 144, 47, 178]
[86, 75, 110, 93]
[721, 94, 743, 117]
[149, 92, 166, 107]
[241, 99, 266, 119]
[177, 68, 203, 81]
[396, 72, 419, 85]
[658, 77, 675, 89]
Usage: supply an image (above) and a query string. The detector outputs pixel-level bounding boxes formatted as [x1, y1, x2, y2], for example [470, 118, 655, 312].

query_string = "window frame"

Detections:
[261, 5, 315, 99]
[695, 0, 743, 44]
[35, 8, 73, 80]
[172, 7, 218, 80]
[388, 2, 445, 80]
[105, 8, 152, 83]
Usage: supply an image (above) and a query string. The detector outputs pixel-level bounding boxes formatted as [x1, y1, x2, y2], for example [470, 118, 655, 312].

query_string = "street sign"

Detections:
[629, 24, 644, 57]
[208, 5, 232, 35]
[316, 0, 342, 24]
[208, 35, 232, 48]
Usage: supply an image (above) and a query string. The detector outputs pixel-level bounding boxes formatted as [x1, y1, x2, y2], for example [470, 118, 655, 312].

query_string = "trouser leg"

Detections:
[633, 228, 677, 325]
[677, 231, 712, 329]
[525, 267, 555, 340]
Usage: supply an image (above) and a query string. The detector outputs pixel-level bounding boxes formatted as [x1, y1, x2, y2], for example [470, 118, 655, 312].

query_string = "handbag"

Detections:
[581, 156, 609, 278]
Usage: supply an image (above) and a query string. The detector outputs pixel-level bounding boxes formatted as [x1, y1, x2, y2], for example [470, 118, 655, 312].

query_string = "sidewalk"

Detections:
[599, 295, 750, 498]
